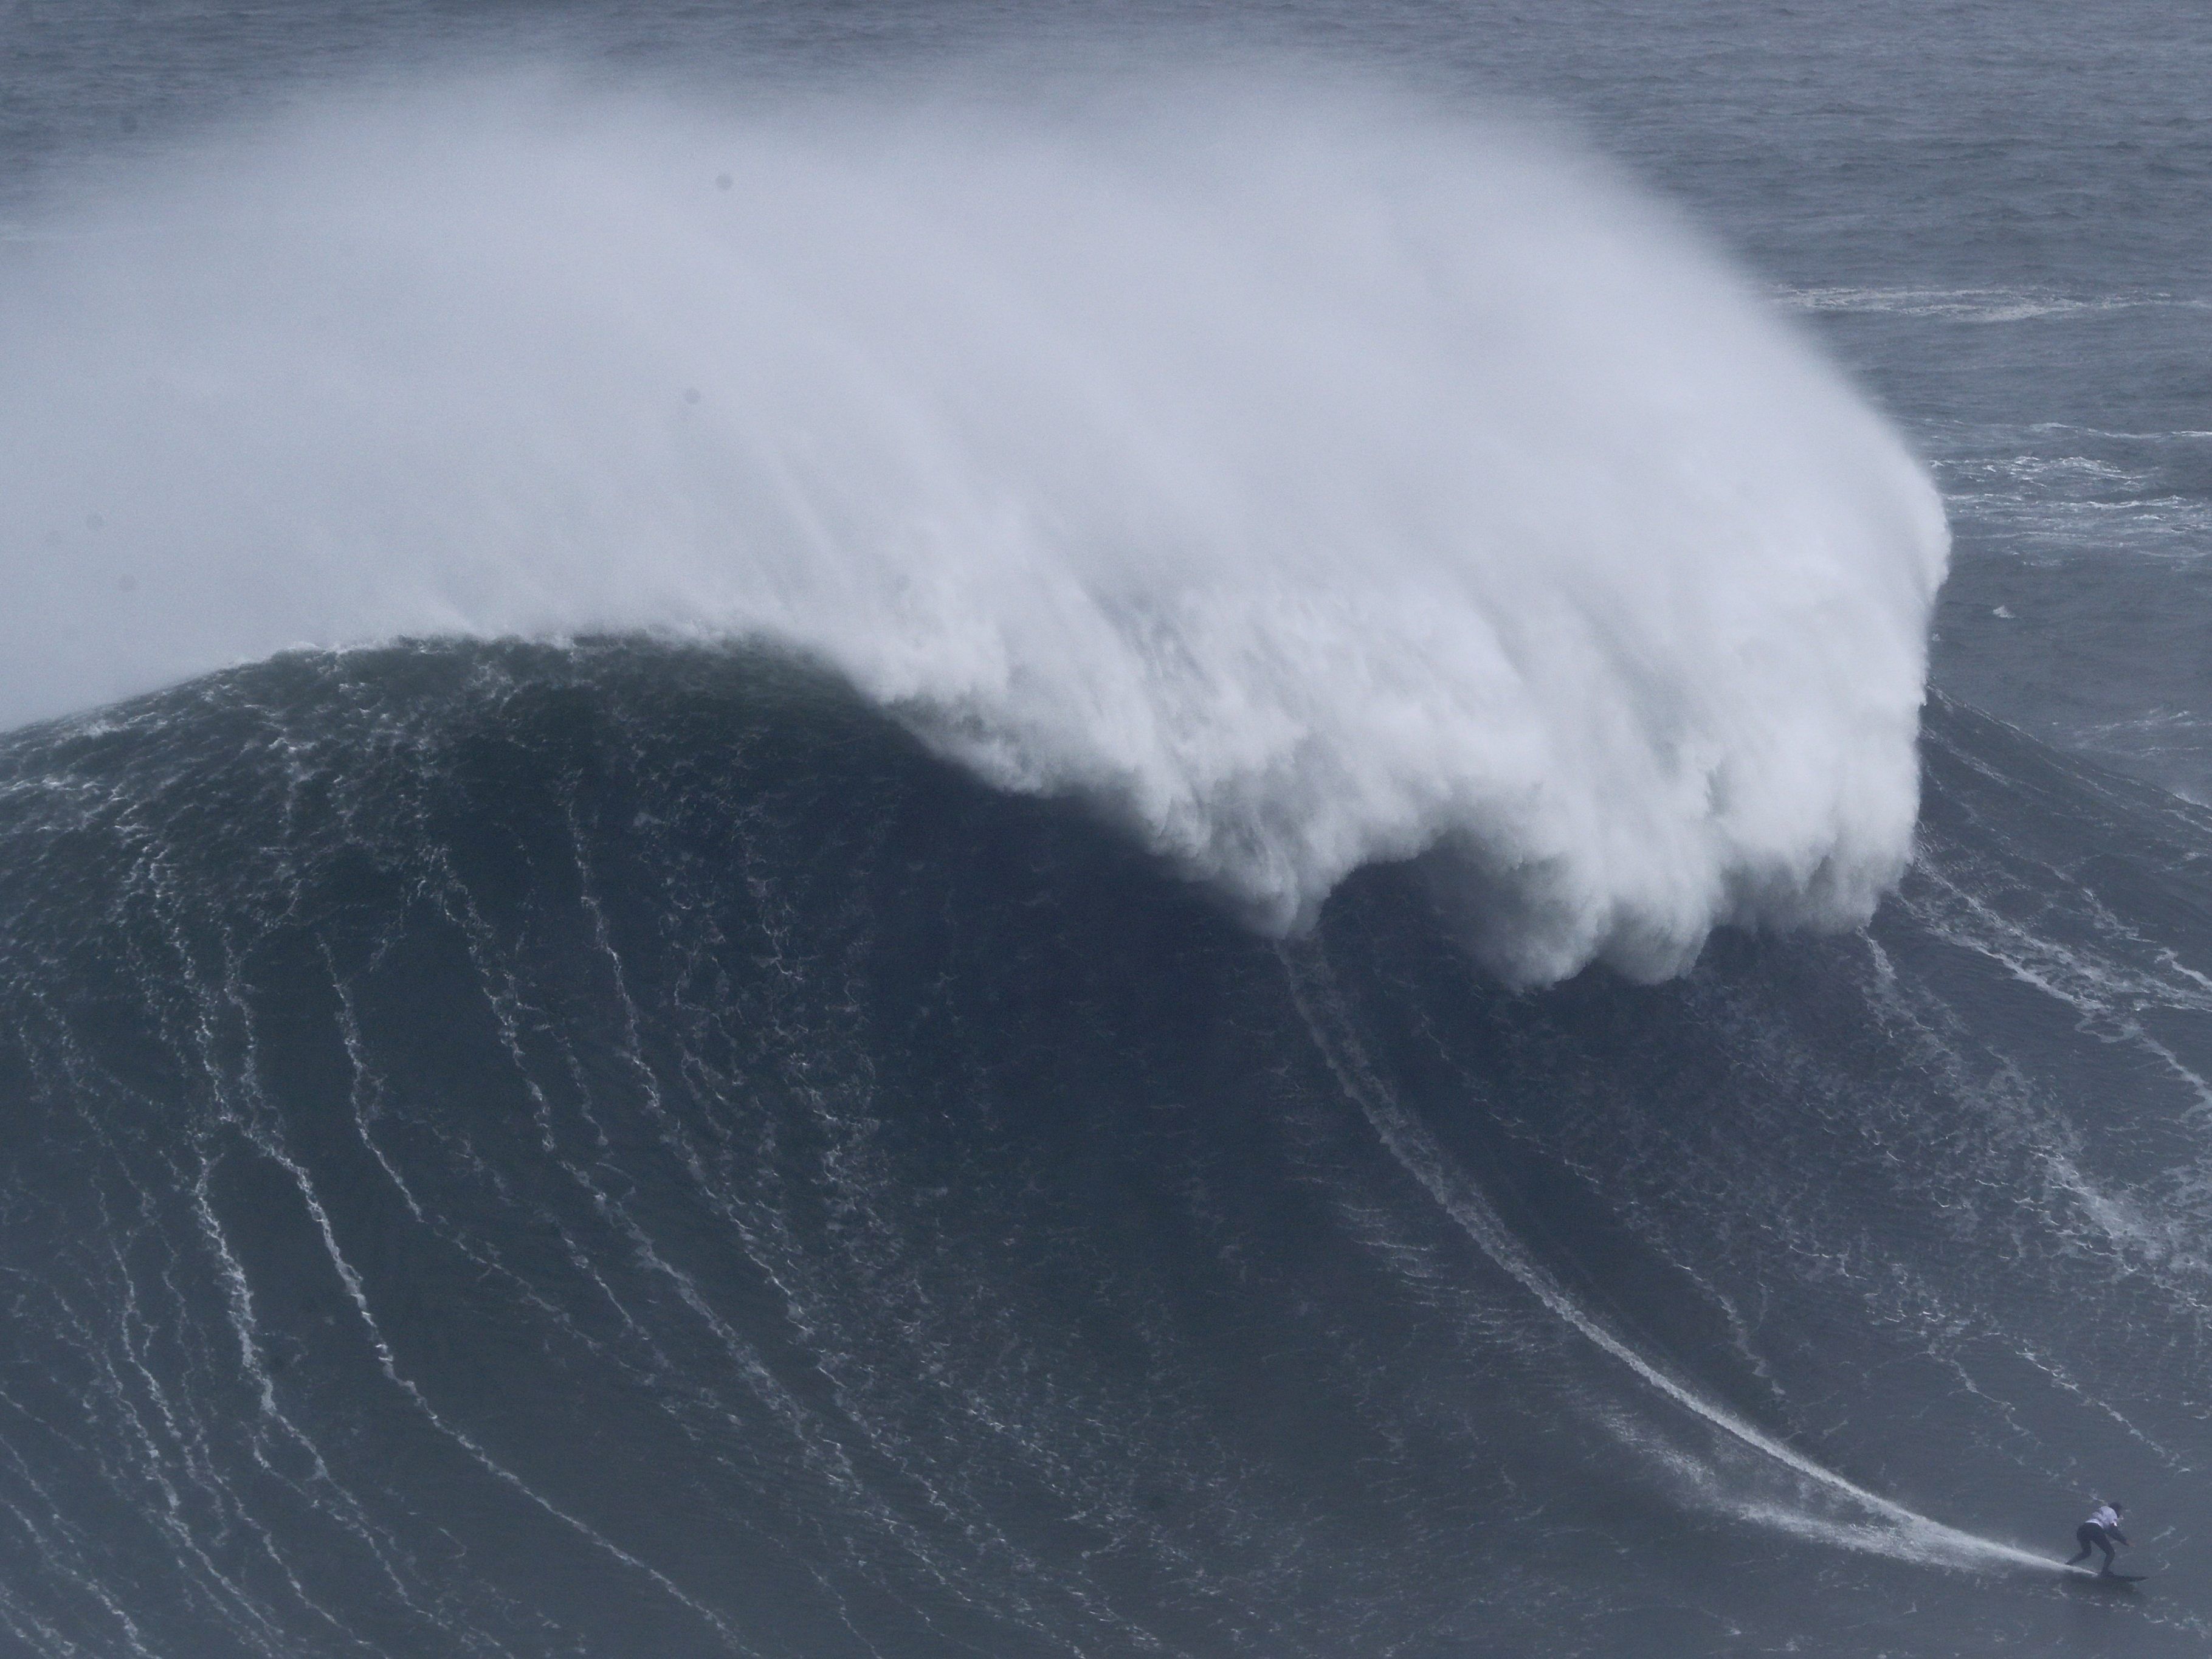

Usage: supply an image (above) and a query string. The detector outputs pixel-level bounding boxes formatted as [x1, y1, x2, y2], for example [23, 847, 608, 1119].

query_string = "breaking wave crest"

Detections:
[0, 64, 1947, 981]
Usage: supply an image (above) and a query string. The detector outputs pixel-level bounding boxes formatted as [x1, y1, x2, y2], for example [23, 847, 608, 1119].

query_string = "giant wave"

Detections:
[16, 58, 2206, 1659]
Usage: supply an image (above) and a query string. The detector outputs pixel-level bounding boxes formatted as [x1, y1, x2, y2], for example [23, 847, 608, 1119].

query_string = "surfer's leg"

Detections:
[2067, 1524, 2096, 1565]
[2095, 1533, 2117, 1573]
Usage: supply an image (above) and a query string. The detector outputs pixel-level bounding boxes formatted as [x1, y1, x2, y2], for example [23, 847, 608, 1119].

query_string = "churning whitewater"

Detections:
[0, 70, 1945, 982]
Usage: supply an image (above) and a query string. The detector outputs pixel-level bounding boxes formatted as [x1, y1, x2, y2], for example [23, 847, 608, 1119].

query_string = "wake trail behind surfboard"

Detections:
[1281, 943, 2091, 1581]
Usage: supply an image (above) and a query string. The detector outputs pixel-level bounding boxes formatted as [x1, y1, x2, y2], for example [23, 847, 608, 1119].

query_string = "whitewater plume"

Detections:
[0, 66, 1947, 982]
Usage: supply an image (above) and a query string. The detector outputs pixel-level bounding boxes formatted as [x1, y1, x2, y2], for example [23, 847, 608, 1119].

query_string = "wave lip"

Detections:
[0, 66, 1949, 982]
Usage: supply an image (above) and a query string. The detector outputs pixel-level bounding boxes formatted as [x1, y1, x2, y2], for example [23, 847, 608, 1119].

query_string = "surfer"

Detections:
[2066, 1502, 2129, 1574]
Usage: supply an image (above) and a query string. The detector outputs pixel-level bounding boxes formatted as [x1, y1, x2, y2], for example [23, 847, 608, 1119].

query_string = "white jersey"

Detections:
[2087, 1505, 2122, 1533]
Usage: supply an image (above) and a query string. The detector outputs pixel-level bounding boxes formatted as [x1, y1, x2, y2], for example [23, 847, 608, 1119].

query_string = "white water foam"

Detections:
[0, 66, 1948, 983]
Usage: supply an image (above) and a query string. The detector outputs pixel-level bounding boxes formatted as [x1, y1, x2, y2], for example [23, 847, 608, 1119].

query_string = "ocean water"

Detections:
[1, 3, 2208, 1655]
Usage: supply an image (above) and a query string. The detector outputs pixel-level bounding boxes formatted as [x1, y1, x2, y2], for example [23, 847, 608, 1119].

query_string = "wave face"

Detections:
[0, 71, 1945, 981]
[2, 642, 2211, 1657]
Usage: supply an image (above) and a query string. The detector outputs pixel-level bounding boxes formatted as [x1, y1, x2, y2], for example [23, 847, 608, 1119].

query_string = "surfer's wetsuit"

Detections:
[2066, 1504, 2128, 1573]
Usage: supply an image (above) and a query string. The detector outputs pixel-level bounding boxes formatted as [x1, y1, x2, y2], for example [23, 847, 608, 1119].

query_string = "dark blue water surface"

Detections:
[2, 642, 2210, 1658]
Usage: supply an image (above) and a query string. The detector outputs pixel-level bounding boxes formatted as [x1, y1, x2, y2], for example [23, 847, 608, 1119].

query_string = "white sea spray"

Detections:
[0, 66, 1948, 982]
